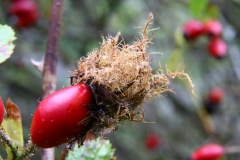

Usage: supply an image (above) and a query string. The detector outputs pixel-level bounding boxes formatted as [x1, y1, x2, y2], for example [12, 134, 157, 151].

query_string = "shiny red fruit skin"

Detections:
[204, 20, 222, 39]
[208, 39, 227, 58]
[207, 88, 224, 105]
[30, 84, 93, 148]
[9, 0, 38, 29]
[191, 144, 224, 160]
[0, 98, 5, 125]
[183, 20, 204, 40]
[145, 134, 160, 150]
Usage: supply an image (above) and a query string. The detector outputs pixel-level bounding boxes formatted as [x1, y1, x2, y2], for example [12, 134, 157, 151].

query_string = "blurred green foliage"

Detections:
[66, 138, 115, 160]
[1, 0, 240, 159]
[0, 25, 16, 64]
[190, 0, 208, 18]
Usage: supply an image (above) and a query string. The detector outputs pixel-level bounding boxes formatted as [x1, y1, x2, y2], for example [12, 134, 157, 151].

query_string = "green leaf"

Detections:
[0, 25, 16, 64]
[174, 27, 187, 48]
[202, 4, 220, 20]
[66, 138, 116, 160]
[1, 98, 24, 160]
[190, 0, 208, 18]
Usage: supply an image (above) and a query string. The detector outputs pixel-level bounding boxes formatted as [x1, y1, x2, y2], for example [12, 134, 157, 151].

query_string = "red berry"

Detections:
[30, 84, 93, 148]
[207, 39, 227, 58]
[8, 0, 38, 29]
[0, 98, 5, 125]
[207, 88, 224, 105]
[145, 134, 160, 150]
[204, 20, 222, 39]
[183, 20, 204, 41]
[191, 144, 224, 160]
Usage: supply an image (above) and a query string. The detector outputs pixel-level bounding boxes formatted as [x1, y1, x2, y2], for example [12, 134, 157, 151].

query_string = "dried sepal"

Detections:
[71, 13, 195, 140]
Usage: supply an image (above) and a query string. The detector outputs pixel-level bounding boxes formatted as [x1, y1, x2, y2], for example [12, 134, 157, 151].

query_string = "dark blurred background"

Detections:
[1, 0, 240, 159]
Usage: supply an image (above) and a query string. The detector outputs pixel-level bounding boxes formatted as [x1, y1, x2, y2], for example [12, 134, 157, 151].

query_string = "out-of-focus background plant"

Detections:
[1, 0, 240, 159]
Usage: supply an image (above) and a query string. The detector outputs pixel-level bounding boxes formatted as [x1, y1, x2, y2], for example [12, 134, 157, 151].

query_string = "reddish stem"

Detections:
[41, 0, 64, 159]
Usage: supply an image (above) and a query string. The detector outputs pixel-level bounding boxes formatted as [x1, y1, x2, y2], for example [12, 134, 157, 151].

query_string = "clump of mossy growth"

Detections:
[70, 13, 195, 145]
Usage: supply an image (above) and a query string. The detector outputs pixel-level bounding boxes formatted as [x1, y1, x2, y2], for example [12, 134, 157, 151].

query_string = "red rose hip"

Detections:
[208, 39, 227, 58]
[191, 143, 224, 160]
[207, 87, 224, 105]
[145, 133, 160, 150]
[30, 84, 93, 148]
[204, 20, 222, 39]
[0, 98, 5, 125]
[8, 0, 38, 29]
[183, 20, 204, 41]
[204, 87, 224, 114]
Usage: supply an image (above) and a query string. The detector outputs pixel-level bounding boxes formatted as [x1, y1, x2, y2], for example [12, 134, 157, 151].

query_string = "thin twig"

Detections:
[41, 0, 64, 160]
[60, 144, 71, 160]
[228, 44, 240, 80]
[224, 146, 240, 154]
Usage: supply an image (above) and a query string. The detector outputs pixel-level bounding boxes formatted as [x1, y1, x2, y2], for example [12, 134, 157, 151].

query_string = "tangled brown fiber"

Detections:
[71, 13, 195, 139]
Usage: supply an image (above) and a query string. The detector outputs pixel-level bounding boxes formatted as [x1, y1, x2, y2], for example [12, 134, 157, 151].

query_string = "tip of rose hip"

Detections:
[215, 55, 226, 59]
[183, 33, 189, 40]
[183, 32, 195, 41]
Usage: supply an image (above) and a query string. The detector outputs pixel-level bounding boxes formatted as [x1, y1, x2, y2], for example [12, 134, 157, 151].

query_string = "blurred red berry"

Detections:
[207, 39, 227, 58]
[204, 87, 224, 114]
[204, 20, 222, 39]
[0, 98, 5, 125]
[207, 87, 224, 105]
[183, 19, 204, 41]
[191, 144, 224, 160]
[145, 134, 160, 150]
[8, 0, 38, 29]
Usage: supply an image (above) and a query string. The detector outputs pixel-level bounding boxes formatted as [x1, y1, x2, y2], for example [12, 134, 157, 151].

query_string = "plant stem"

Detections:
[41, 0, 64, 159]
[0, 129, 18, 159]
[16, 141, 35, 160]
[60, 144, 70, 160]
